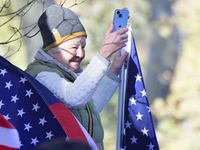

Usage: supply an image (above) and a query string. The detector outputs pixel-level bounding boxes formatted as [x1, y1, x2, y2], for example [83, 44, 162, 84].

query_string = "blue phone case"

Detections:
[113, 9, 129, 32]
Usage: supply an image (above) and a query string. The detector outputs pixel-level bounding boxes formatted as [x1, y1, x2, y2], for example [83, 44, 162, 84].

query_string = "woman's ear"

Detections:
[47, 50, 55, 58]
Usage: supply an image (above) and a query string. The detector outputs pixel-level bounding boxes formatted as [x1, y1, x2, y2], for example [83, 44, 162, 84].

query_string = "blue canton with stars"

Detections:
[0, 56, 66, 150]
[122, 32, 159, 150]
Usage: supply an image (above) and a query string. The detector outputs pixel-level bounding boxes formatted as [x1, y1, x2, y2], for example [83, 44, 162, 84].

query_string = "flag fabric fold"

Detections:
[122, 27, 159, 150]
[0, 114, 20, 150]
[0, 56, 99, 150]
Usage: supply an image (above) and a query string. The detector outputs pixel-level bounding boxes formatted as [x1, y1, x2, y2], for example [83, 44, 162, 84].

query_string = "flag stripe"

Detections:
[48, 103, 87, 141]
[0, 114, 15, 129]
[0, 145, 19, 150]
[49, 100, 99, 150]
[0, 114, 20, 149]
[0, 127, 20, 149]
[75, 117, 100, 150]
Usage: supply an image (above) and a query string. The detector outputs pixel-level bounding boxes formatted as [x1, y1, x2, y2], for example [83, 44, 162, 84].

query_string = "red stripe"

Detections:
[0, 114, 15, 129]
[49, 103, 88, 142]
[0, 145, 19, 150]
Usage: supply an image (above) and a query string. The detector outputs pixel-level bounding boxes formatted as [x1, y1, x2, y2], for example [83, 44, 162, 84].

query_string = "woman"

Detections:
[25, 4, 128, 150]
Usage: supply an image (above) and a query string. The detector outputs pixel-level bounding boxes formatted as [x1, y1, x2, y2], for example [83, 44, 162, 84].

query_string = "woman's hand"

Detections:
[99, 23, 128, 61]
[109, 50, 129, 76]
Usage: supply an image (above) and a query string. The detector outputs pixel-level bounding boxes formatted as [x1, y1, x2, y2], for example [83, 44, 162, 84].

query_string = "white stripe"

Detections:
[0, 127, 20, 148]
[75, 117, 99, 150]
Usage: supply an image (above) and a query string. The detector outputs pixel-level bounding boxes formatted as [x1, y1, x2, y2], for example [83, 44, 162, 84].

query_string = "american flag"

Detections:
[0, 56, 99, 150]
[122, 28, 159, 150]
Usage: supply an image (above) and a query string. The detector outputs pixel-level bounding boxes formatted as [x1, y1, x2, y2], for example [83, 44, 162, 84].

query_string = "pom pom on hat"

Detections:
[38, 4, 87, 51]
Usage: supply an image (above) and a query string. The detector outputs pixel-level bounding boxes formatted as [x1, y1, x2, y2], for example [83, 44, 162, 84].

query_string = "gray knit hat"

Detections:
[38, 4, 87, 51]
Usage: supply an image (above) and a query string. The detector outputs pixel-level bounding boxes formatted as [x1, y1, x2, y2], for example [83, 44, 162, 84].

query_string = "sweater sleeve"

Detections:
[35, 53, 111, 110]
[92, 71, 120, 113]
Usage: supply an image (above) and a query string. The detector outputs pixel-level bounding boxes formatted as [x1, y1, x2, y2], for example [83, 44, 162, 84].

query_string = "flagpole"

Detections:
[116, 47, 126, 150]
[116, 25, 132, 150]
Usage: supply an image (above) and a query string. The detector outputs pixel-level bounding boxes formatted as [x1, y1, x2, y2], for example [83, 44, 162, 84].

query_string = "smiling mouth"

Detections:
[71, 57, 83, 62]
[70, 59, 82, 63]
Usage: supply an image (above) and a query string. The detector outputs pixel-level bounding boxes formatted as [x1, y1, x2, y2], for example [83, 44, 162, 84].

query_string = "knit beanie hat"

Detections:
[38, 4, 87, 51]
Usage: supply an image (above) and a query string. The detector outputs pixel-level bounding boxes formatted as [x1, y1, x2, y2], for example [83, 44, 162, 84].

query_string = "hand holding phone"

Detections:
[113, 8, 129, 32]
[99, 9, 129, 60]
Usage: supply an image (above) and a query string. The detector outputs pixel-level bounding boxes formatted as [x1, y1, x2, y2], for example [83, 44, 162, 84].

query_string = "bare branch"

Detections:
[0, 26, 23, 45]
[60, 0, 67, 6]
[68, 0, 87, 8]
[4, 39, 22, 58]
[1, 26, 22, 58]
[0, 0, 36, 16]
[0, 0, 11, 13]
[0, 0, 36, 28]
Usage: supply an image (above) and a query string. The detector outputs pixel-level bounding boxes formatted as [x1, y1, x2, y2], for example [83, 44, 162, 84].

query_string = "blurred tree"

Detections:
[151, 0, 200, 149]
[145, 0, 180, 107]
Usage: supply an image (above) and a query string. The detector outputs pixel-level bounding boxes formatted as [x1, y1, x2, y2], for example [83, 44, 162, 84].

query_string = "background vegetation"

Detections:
[0, 0, 200, 149]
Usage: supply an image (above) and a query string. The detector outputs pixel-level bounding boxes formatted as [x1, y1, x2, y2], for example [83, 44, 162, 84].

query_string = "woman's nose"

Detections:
[76, 47, 85, 58]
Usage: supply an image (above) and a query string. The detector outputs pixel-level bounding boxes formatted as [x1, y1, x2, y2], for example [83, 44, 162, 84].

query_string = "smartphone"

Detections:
[113, 8, 129, 32]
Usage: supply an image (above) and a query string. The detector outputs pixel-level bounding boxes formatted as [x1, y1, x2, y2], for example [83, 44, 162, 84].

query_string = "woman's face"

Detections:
[48, 36, 86, 73]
